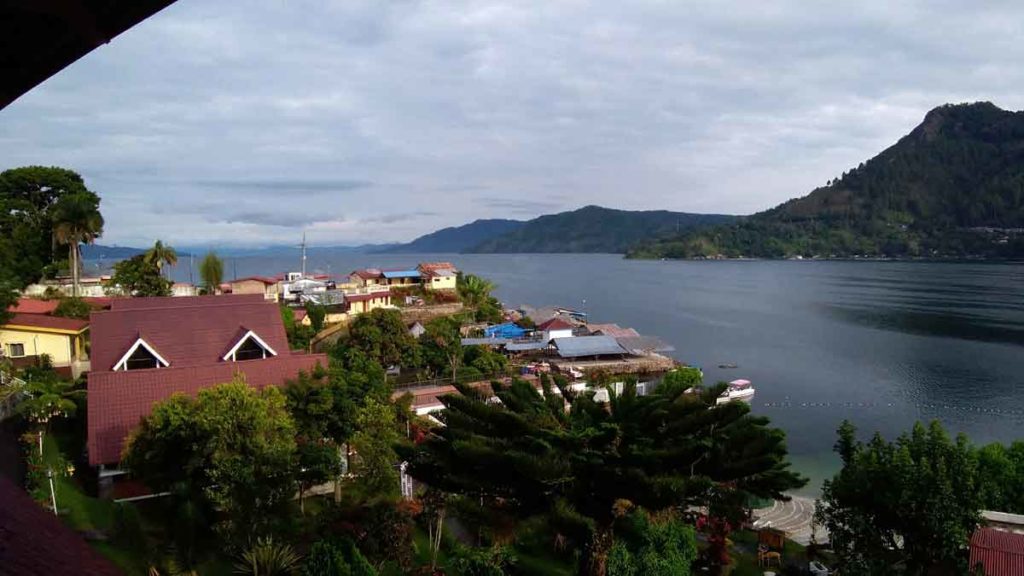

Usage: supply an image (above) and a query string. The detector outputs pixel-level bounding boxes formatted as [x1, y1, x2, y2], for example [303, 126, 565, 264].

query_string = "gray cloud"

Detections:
[4, 1, 1024, 246]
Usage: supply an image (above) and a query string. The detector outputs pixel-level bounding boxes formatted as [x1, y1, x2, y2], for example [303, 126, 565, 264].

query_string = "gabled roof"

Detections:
[553, 335, 626, 358]
[8, 298, 59, 315]
[587, 323, 641, 338]
[970, 527, 1024, 576]
[418, 262, 457, 277]
[112, 337, 169, 371]
[0, 477, 123, 575]
[221, 329, 278, 361]
[538, 318, 574, 331]
[90, 295, 289, 371]
[4, 313, 89, 334]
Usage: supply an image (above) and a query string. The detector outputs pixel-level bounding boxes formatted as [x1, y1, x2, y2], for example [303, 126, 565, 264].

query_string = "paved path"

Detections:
[751, 495, 826, 545]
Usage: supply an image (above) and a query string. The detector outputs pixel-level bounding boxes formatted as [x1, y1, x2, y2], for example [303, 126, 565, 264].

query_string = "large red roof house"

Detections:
[87, 295, 326, 473]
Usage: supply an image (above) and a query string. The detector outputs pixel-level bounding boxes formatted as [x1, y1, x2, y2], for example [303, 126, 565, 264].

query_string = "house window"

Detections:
[234, 337, 267, 361]
[124, 346, 161, 370]
[6, 343, 25, 358]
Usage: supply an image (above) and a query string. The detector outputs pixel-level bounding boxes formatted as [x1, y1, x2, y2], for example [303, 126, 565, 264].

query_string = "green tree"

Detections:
[281, 305, 314, 350]
[350, 397, 401, 501]
[421, 316, 463, 382]
[606, 509, 698, 576]
[144, 240, 178, 276]
[199, 251, 224, 294]
[457, 273, 496, 307]
[52, 296, 91, 319]
[658, 366, 703, 394]
[0, 166, 98, 288]
[401, 375, 804, 576]
[15, 365, 84, 430]
[977, 441, 1024, 514]
[344, 308, 419, 370]
[51, 192, 104, 297]
[815, 420, 981, 575]
[106, 254, 173, 297]
[0, 281, 16, 325]
[305, 302, 327, 332]
[123, 380, 298, 543]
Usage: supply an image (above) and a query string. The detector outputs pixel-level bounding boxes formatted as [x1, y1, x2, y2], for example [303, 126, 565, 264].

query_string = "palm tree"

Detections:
[199, 251, 224, 295]
[52, 193, 104, 297]
[457, 273, 495, 306]
[145, 240, 178, 277]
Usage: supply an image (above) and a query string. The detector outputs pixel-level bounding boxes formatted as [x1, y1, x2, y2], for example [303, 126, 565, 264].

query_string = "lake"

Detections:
[168, 253, 1024, 494]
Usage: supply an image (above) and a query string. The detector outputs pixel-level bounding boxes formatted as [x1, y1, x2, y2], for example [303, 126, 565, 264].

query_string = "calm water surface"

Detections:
[170, 253, 1024, 493]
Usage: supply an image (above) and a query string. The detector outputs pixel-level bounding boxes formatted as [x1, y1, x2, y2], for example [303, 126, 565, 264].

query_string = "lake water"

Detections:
[167, 253, 1024, 494]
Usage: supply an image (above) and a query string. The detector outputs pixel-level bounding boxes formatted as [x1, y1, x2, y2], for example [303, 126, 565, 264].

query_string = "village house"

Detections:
[86, 294, 327, 475]
[418, 262, 458, 290]
[344, 290, 394, 315]
[0, 312, 90, 379]
[537, 317, 575, 341]
[381, 269, 422, 287]
[349, 268, 385, 288]
[227, 276, 279, 301]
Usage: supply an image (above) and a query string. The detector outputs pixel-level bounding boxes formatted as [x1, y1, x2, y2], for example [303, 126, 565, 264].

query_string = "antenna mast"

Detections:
[300, 232, 307, 278]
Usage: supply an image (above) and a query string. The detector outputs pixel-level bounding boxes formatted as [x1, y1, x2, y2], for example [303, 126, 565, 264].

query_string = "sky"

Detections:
[3, 1, 1024, 247]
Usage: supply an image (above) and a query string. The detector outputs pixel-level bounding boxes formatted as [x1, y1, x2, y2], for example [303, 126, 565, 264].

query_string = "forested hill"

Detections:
[377, 218, 524, 253]
[628, 102, 1024, 259]
[468, 206, 736, 253]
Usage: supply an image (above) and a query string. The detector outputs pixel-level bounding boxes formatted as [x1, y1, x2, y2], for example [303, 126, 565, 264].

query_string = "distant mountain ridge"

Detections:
[376, 219, 525, 253]
[629, 102, 1024, 259]
[381, 206, 737, 254]
[468, 206, 736, 253]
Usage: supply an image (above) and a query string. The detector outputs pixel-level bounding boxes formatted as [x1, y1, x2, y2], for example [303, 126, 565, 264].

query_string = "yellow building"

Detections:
[418, 262, 458, 291]
[345, 292, 393, 315]
[0, 313, 90, 378]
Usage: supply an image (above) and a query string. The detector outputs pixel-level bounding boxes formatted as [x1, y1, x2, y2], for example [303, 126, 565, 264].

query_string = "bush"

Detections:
[53, 297, 91, 319]
[302, 539, 376, 576]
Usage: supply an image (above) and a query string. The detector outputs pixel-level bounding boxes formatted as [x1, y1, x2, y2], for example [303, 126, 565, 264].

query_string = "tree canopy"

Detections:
[51, 191, 104, 296]
[816, 420, 981, 575]
[199, 251, 224, 294]
[106, 254, 173, 297]
[400, 374, 804, 575]
[123, 380, 297, 543]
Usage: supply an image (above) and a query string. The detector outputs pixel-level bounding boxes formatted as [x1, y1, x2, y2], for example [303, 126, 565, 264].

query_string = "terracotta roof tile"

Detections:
[8, 298, 59, 315]
[90, 295, 287, 371]
[87, 353, 326, 465]
[0, 476, 123, 575]
[4, 313, 89, 332]
[537, 318, 573, 331]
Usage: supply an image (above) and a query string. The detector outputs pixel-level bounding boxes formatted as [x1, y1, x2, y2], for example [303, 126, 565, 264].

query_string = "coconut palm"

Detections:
[145, 240, 178, 277]
[457, 273, 495, 306]
[52, 193, 104, 297]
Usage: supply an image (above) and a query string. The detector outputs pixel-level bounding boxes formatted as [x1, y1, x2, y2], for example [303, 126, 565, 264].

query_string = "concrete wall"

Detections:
[0, 328, 80, 366]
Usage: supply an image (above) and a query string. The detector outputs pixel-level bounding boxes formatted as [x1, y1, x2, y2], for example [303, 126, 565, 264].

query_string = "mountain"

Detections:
[379, 219, 525, 253]
[628, 102, 1024, 259]
[80, 244, 146, 260]
[469, 206, 736, 253]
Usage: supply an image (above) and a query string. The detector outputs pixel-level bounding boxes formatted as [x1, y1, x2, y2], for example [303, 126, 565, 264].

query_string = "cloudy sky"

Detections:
[3, 1, 1024, 247]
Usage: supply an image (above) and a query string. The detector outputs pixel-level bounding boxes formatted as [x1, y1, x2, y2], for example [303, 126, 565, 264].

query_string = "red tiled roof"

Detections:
[292, 308, 307, 321]
[231, 276, 278, 285]
[352, 269, 383, 280]
[537, 318, 573, 331]
[90, 295, 287, 371]
[0, 476, 123, 575]
[971, 527, 1024, 576]
[4, 313, 89, 333]
[418, 262, 457, 277]
[88, 353, 326, 465]
[8, 298, 59, 314]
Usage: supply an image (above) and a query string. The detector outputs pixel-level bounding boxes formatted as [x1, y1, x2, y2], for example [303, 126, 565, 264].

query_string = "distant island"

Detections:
[628, 102, 1024, 260]
[383, 205, 736, 254]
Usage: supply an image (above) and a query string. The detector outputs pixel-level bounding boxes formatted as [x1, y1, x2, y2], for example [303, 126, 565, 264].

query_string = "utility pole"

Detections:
[300, 232, 307, 278]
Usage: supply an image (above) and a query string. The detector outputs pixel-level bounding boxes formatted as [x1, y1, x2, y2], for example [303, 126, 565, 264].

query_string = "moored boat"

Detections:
[716, 379, 755, 405]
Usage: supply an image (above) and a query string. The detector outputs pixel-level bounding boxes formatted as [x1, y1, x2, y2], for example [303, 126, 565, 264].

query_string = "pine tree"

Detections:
[400, 374, 805, 576]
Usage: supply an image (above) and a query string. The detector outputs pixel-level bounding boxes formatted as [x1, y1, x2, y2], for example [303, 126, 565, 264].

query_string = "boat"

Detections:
[716, 379, 755, 405]
[718, 363, 738, 369]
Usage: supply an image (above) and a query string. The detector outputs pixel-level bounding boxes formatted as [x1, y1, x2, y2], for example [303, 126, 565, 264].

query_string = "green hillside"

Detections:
[469, 205, 735, 253]
[628, 102, 1024, 259]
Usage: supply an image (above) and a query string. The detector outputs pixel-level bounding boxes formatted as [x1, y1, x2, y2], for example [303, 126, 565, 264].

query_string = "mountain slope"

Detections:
[469, 205, 736, 253]
[380, 219, 525, 253]
[628, 102, 1024, 259]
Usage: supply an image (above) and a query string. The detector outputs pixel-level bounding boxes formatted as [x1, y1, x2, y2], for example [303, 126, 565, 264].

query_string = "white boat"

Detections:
[716, 379, 755, 405]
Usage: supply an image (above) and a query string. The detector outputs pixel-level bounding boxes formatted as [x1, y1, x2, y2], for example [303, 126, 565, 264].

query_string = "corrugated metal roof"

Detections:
[970, 527, 1024, 576]
[461, 337, 508, 346]
[615, 335, 674, 354]
[553, 335, 626, 358]
[505, 341, 548, 352]
[382, 270, 421, 279]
